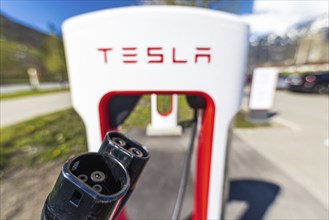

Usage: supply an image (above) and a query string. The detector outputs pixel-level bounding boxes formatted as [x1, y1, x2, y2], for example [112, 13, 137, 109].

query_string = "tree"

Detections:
[42, 24, 67, 82]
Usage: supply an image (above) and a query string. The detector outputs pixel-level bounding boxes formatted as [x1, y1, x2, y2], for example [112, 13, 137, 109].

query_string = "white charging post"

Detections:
[63, 6, 248, 219]
[146, 94, 182, 136]
[248, 67, 279, 124]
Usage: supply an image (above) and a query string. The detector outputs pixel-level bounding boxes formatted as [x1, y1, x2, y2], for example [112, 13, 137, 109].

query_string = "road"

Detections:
[0, 82, 69, 94]
[239, 90, 329, 209]
[0, 92, 72, 128]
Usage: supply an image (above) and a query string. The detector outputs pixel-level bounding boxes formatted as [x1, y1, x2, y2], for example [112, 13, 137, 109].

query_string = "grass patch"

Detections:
[157, 95, 172, 114]
[234, 112, 257, 128]
[122, 95, 194, 129]
[0, 88, 69, 100]
[177, 95, 195, 123]
[0, 108, 87, 171]
[122, 96, 151, 129]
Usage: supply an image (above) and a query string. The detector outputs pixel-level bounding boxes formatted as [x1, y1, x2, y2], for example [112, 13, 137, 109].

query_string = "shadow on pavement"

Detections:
[228, 179, 281, 220]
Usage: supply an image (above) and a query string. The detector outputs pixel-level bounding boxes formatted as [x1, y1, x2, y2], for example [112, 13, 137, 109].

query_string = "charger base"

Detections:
[146, 124, 183, 136]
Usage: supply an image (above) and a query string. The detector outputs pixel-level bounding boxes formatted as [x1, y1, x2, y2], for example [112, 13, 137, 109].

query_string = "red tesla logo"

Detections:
[97, 47, 211, 64]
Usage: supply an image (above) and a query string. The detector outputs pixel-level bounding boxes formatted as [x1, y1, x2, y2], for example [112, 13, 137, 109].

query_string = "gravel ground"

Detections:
[0, 161, 62, 219]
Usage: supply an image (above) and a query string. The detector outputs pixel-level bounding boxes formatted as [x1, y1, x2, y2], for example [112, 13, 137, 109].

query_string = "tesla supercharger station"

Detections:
[63, 6, 248, 220]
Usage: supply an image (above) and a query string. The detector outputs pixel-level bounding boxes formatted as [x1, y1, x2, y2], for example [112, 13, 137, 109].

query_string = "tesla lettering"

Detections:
[97, 47, 212, 64]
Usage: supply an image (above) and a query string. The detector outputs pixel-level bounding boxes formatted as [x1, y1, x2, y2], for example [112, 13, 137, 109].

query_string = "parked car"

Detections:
[277, 76, 288, 89]
[286, 72, 329, 94]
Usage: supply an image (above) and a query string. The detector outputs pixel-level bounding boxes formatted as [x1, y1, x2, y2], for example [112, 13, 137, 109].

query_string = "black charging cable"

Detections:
[171, 109, 203, 220]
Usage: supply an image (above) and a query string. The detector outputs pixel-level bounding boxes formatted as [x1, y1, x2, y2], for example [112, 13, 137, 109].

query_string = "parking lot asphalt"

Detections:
[241, 90, 329, 209]
[124, 128, 328, 220]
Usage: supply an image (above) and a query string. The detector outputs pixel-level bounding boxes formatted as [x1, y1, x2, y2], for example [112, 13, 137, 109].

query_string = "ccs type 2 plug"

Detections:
[99, 132, 150, 217]
[42, 131, 149, 220]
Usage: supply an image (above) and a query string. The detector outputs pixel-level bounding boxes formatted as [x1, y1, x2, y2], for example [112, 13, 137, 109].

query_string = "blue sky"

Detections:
[1, 0, 327, 35]
[1, 1, 141, 34]
[1, 0, 253, 34]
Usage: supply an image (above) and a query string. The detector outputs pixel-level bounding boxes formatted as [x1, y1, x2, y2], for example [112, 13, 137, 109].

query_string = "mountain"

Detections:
[0, 13, 66, 84]
[248, 14, 329, 70]
[0, 14, 47, 49]
[284, 13, 329, 40]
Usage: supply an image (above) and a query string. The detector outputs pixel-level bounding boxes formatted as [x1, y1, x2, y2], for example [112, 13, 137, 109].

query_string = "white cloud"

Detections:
[242, 0, 329, 35]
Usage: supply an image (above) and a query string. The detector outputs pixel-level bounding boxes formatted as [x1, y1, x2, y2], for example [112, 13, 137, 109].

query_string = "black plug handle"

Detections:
[42, 131, 150, 220]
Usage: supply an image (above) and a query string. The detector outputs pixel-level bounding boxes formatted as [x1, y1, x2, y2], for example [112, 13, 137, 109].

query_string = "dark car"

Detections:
[286, 72, 329, 94]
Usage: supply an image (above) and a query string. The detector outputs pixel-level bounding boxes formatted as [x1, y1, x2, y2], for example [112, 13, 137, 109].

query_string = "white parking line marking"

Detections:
[273, 117, 302, 132]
